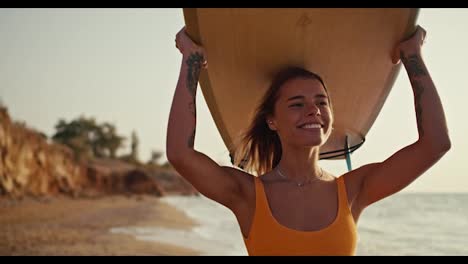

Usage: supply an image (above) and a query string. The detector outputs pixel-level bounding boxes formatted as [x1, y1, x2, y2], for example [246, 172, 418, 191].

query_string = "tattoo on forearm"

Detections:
[401, 51, 426, 136]
[185, 52, 203, 149]
[413, 81, 425, 137]
[186, 52, 204, 98]
[188, 128, 196, 148]
[400, 52, 427, 78]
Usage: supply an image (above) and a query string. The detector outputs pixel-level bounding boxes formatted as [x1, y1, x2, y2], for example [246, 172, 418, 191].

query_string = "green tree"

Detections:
[52, 116, 126, 160]
[96, 122, 125, 158]
[53, 117, 93, 159]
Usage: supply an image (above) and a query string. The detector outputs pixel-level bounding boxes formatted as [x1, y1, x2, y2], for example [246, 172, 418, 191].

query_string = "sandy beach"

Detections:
[0, 195, 200, 256]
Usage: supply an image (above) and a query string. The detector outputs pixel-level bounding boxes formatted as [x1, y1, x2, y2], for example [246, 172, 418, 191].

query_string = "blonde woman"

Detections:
[166, 25, 450, 255]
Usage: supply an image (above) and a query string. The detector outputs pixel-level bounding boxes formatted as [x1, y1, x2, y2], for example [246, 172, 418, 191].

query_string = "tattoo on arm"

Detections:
[186, 52, 204, 98]
[413, 81, 425, 137]
[401, 52, 426, 137]
[188, 128, 196, 148]
[185, 52, 204, 149]
[400, 52, 428, 78]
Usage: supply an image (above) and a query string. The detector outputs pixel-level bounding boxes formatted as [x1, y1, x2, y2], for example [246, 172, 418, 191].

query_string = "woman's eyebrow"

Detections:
[287, 95, 305, 101]
[287, 94, 328, 101]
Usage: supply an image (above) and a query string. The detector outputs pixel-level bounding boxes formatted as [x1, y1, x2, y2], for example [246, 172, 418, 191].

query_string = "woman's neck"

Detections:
[276, 146, 322, 181]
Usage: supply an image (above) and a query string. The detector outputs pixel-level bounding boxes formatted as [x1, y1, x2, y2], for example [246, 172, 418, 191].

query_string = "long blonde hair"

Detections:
[231, 66, 331, 176]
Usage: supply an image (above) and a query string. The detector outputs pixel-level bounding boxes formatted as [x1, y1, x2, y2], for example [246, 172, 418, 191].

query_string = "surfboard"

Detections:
[183, 8, 419, 160]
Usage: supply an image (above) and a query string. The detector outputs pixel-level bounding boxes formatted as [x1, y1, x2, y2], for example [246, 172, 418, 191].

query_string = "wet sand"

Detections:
[0, 195, 200, 256]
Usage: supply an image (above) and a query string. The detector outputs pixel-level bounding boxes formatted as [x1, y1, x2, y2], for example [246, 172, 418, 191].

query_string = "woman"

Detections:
[166, 25, 451, 255]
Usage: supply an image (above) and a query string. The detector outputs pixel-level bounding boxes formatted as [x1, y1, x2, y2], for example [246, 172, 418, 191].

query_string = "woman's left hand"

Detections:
[392, 25, 427, 64]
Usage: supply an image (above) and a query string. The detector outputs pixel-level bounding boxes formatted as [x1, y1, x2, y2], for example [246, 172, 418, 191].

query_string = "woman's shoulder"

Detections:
[341, 163, 380, 183]
[341, 163, 381, 202]
[221, 165, 256, 188]
[221, 165, 255, 177]
[220, 166, 257, 213]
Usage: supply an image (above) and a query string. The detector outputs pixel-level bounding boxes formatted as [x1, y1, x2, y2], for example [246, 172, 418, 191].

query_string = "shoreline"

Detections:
[0, 195, 201, 256]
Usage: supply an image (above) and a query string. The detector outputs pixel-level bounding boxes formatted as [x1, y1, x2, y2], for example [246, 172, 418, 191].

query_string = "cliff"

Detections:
[0, 107, 197, 199]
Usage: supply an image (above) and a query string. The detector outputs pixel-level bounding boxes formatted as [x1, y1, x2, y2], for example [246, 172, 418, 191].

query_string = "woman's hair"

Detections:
[232, 66, 331, 176]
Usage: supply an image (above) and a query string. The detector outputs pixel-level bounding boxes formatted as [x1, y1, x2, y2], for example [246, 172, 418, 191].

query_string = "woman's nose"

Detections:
[307, 104, 321, 116]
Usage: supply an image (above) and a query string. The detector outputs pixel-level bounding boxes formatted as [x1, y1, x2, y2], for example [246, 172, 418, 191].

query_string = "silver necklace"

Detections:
[276, 166, 324, 187]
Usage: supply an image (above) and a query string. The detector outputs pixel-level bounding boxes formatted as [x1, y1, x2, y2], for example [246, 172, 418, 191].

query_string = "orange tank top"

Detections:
[243, 176, 357, 256]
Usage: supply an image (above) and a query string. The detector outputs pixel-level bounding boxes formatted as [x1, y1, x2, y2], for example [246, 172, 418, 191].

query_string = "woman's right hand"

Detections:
[175, 27, 208, 69]
[392, 25, 426, 65]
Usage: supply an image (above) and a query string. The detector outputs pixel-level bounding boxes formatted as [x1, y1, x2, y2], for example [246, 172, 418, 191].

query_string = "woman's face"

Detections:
[268, 77, 333, 148]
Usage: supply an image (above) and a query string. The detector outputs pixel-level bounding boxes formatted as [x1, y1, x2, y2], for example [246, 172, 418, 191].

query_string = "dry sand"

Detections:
[0, 195, 200, 256]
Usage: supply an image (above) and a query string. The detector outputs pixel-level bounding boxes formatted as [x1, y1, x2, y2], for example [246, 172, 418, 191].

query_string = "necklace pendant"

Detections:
[297, 182, 304, 187]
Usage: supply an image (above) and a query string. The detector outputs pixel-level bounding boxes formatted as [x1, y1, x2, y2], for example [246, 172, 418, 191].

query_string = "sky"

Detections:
[1, 8, 467, 193]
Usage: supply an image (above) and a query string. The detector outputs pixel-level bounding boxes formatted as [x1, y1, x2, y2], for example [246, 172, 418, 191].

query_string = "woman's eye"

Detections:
[319, 101, 328, 106]
[289, 103, 303, 107]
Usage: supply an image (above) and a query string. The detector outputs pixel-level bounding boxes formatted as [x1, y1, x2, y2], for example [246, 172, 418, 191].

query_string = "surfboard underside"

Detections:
[183, 8, 419, 160]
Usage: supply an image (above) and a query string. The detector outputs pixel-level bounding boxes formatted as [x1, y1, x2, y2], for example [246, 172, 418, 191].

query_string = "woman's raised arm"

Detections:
[166, 27, 250, 209]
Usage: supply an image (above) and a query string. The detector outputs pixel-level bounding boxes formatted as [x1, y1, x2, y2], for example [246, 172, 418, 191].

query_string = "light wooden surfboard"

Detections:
[183, 8, 419, 160]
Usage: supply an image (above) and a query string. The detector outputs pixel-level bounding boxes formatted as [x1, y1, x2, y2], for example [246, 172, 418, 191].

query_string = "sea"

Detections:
[111, 192, 468, 256]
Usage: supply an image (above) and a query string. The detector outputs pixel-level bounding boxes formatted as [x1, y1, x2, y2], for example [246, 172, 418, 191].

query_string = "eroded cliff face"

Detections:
[0, 107, 88, 198]
[0, 107, 197, 199]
